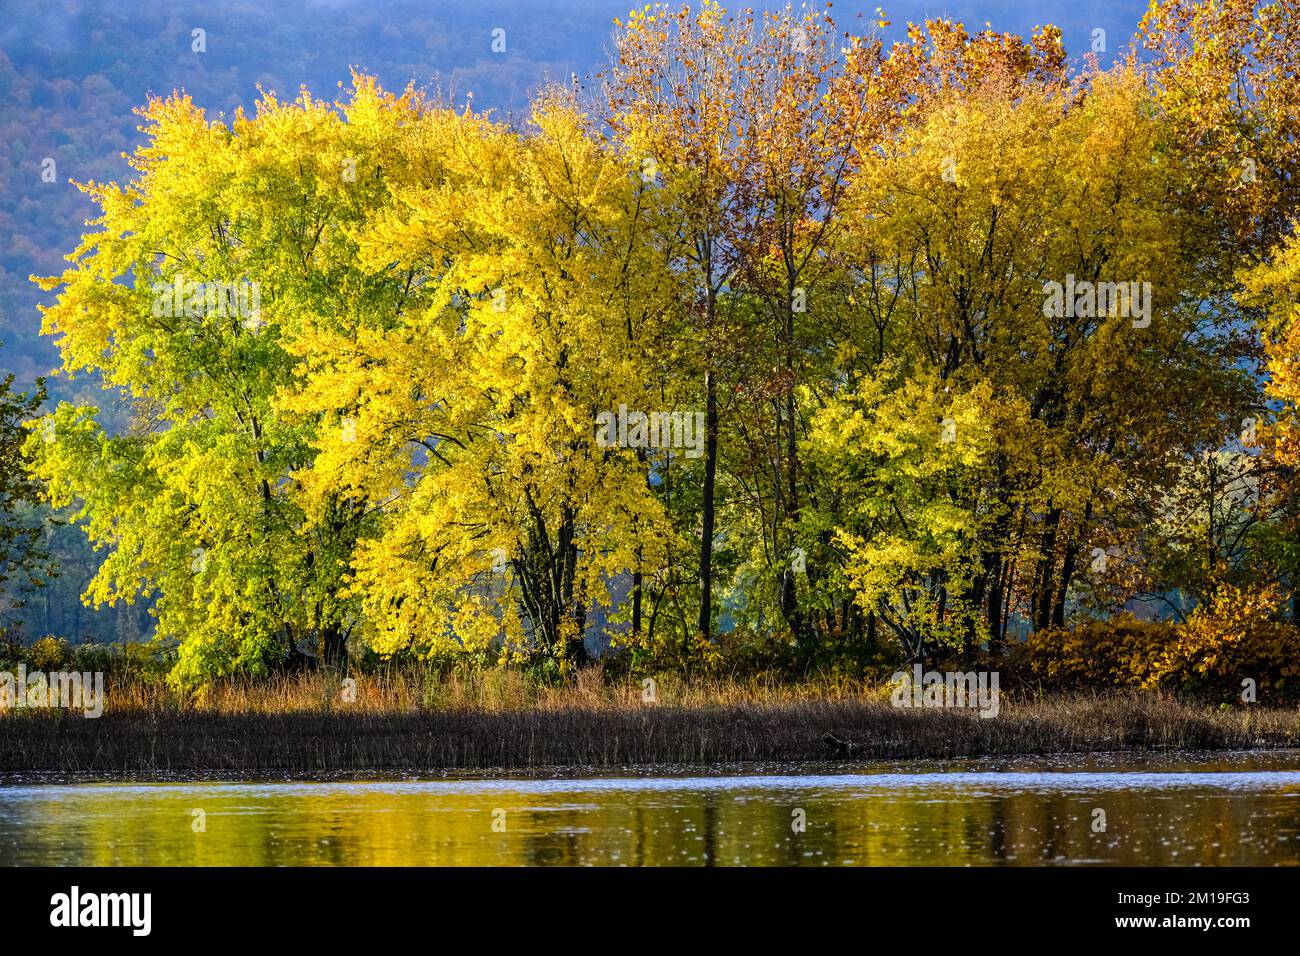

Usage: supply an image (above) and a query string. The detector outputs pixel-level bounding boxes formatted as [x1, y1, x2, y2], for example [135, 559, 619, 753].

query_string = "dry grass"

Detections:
[3, 668, 1299, 774]
[98, 666, 886, 715]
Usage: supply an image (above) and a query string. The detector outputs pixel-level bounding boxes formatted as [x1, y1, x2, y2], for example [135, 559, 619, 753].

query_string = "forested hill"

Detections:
[2, 0, 1144, 393]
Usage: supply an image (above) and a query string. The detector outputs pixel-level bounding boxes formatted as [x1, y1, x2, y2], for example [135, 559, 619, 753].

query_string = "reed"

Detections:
[3, 669, 1297, 774]
[88, 666, 889, 715]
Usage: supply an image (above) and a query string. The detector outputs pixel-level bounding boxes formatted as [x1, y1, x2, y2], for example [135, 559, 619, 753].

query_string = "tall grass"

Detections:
[3, 666, 1299, 774]
[98, 665, 888, 715]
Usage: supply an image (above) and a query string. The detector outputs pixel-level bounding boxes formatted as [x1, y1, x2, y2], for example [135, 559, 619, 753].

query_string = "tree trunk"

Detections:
[779, 285, 810, 668]
[632, 564, 643, 640]
[321, 625, 348, 668]
[1033, 507, 1062, 631]
[696, 366, 718, 645]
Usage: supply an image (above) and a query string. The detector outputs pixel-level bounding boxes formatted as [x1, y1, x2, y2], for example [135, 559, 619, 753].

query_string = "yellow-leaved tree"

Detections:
[285, 93, 683, 672]
[28, 76, 420, 687]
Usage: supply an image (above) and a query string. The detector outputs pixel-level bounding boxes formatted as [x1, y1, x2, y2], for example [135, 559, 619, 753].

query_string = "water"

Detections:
[3, 751, 1300, 865]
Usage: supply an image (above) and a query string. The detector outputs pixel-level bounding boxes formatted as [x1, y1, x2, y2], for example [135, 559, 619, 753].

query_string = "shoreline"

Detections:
[4, 695, 1299, 774]
[3, 747, 1299, 786]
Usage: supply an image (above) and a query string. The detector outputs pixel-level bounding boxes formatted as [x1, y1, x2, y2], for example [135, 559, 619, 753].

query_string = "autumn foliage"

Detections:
[21, 1, 1300, 692]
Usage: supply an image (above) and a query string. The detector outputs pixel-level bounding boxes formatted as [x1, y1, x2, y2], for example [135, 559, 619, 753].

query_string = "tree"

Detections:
[23, 4, 1287, 685]
[1144, 0, 1300, 619]
[28, 77, 412, 687]
[287, 91, 681, 672]
[1141, 0, 1300, 265]
[816, 55, 1251, 658]
[602, 1, 763, 653]
[0, 355, 49, 627]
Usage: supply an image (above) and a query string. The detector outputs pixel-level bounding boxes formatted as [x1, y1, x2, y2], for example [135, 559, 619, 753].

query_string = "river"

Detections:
[3, 751, 1299, 865]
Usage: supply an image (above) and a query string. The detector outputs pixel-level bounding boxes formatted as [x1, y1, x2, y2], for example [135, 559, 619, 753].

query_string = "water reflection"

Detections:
[2, 752, 1299, 866]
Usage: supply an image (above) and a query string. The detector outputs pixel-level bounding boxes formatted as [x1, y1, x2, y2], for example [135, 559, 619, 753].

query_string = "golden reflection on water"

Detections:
[3, 761, 1300, 866]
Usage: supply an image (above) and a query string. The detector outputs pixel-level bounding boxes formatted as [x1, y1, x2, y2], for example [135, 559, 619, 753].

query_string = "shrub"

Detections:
[1011, 591, 1300, 701]
[1010, 615, 1176, 691]
[1146, 583, 1300, 698]
[70, 642, 114, 673]
[26, 635, 69, 670]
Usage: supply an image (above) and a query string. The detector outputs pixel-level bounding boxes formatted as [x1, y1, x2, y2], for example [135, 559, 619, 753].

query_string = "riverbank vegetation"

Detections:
[6, 633, 1299, 770]
[3, 0, 1300, 704]
[8, 611, 1300, 711]
[4, 682, 1299, 773]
